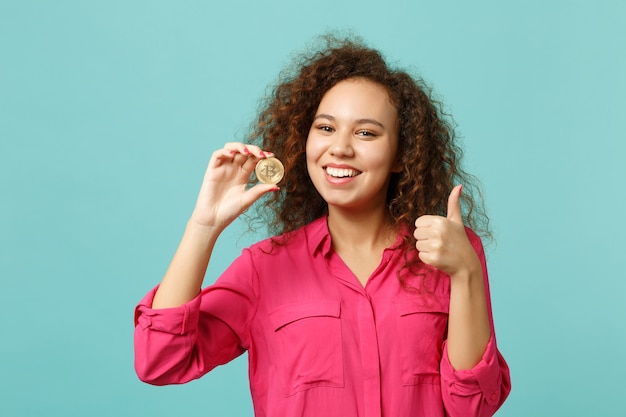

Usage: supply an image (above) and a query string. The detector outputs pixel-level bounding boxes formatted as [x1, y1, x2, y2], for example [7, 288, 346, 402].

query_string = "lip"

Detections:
[323, 163, 361, 184]
[325, 162, 357, 168]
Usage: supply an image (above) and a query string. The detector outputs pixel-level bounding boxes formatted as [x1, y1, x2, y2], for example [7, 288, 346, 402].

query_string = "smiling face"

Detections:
[306, 78, 400, 214]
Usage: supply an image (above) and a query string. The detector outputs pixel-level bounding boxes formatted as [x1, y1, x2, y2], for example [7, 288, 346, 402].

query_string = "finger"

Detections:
[223, 142, 269, 159]
[413, 227, 432, 241]
[416, 233, 444, 251]
[222, 142, 248, 151]
[240, 184, 280, 210]
[241, 146, 274, 159]
[417, 251, 436, 267]
[215, 147, 258, 170]
[210, 148, 238, 168]
[414, 239, 431, 253]
[242, 152, 260, 171]
[240, 153, 265, 179]
[414, 215, 437, 228]
[239, 149, 278, 179]
[446, 184, 464, 224]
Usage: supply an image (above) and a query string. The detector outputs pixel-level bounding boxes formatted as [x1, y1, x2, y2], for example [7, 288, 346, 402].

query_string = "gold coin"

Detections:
[255, 157, 284, 184]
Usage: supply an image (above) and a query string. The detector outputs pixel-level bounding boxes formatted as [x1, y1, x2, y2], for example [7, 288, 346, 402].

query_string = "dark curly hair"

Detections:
[247, 34, 490, 276]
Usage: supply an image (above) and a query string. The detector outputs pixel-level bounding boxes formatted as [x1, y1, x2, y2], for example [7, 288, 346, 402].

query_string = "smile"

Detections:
[325, 166, 361, 178]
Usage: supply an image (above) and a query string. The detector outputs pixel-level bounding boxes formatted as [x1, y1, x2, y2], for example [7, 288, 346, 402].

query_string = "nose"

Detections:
[328, 129, 354, 157]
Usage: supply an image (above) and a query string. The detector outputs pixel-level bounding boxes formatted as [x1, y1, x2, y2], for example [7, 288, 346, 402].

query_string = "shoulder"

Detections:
[248, 217, 328, 258]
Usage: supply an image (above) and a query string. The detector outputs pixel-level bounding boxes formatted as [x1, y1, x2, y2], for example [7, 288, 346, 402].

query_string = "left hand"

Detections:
[413, 185, 481, 277]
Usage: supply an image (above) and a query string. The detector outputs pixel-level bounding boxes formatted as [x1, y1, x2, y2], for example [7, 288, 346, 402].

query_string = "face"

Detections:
[306, 78, 400, 213]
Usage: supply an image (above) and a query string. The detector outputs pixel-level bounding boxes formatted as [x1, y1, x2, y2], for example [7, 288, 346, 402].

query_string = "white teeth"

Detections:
[326, 167, 359, 178]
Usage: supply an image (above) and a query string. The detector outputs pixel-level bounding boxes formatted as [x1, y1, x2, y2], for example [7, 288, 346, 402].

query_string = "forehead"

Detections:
[316, 78, 397, 120]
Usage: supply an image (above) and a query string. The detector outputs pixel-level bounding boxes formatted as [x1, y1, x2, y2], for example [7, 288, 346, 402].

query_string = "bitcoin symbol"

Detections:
[262, 165, 277, 179]
[255, 157, 284, 184]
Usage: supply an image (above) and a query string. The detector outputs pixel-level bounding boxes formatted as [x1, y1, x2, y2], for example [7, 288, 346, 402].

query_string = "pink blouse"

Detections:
[134, 217, 511, 416]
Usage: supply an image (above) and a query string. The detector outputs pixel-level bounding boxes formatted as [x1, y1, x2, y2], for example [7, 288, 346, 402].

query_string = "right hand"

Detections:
[190, 142, 279, 231]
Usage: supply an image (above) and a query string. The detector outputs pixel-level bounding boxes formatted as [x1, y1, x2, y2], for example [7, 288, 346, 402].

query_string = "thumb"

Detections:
[446, 184, 464, 224]
[241, 184, 279, 211]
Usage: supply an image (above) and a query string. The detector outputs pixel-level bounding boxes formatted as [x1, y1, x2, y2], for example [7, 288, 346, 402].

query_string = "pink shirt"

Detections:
[134, 217, 511, 416]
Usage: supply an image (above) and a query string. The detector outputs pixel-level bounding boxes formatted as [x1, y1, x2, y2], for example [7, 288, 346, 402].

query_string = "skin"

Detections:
[152, 77, 491, 371]
[151, 144, 278, 309]
[414, 184, 491, 371]
[305, 78, 402, 283]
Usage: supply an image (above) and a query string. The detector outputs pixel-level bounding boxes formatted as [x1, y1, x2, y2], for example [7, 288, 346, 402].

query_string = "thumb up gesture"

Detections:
[414, 185, 481, 277]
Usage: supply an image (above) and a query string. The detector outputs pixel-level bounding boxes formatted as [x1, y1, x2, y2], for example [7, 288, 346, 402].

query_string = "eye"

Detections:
[356, 130, 377, 138]
[318, 125, 334, 133]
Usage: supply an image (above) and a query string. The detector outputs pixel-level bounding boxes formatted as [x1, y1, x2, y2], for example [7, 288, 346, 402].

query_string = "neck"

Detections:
[326, 206, 397, 252]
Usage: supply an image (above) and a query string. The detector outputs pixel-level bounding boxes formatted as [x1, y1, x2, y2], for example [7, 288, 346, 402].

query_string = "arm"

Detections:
[153, 143, 278, 308]
[414, 185, 511, 415]
[438, 238, 511, 416]
[134, 250, 261, 385]
[445, 242, 491, 371]
[414, 185, 490, 369]
[134, 143, 277, 384]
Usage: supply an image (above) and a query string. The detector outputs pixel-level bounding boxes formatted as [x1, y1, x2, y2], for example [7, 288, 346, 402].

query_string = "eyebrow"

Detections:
[313, 114, 386, 129]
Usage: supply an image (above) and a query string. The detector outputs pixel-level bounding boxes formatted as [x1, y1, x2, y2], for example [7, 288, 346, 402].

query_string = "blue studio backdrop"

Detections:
[1, 1, 625, 416]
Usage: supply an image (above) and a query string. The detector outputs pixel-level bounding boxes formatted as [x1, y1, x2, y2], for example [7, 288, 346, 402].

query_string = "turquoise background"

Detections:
[1, 0, 625, 416]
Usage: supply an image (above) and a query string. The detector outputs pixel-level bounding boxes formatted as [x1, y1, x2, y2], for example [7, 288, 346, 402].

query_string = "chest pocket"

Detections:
[395, 296, 449, 386]
[269, 300, 344, 396]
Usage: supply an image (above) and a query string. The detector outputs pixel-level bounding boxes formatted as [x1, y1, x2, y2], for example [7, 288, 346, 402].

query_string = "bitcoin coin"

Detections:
[255, 157, 284, 184]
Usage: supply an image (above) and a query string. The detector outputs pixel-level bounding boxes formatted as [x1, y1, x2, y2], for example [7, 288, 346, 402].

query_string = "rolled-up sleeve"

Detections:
[133, 249, 258, 386]
[439, 230, 512, 416]
[440, 337, 511, 416]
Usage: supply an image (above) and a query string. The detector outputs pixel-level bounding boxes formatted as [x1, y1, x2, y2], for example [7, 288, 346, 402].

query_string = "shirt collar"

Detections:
[305, 216, 410, 256]
[306, 216, 332, 256]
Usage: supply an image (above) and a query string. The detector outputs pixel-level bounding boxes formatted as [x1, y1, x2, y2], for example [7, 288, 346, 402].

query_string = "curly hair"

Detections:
[247, 34, 490, 276]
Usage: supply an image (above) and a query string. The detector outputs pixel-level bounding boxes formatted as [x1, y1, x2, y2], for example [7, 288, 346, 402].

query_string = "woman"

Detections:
[134, 36, 511, 416]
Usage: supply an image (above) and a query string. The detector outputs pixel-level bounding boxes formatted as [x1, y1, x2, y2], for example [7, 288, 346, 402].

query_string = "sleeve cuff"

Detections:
[133, 286, 202, 335]
[441, 336, 503, 406]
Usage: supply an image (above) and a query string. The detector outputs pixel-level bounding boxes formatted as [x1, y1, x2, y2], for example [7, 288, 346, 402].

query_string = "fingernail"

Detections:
[260, 151, 266, 158]
[243, 148, 250, 155]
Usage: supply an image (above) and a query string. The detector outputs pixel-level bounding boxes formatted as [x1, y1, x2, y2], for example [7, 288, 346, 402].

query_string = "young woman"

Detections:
[134, 36, 511, 417]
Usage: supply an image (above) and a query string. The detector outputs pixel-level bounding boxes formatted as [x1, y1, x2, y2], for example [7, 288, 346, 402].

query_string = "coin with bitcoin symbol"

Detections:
[255, 157, 284, 184]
